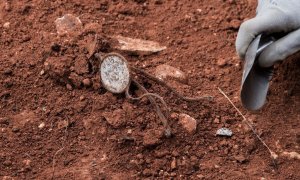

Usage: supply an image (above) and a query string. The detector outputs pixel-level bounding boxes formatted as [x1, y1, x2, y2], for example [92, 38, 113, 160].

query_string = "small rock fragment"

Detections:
[55, 14, 83, 36]
[229, 19, 241, 30]
[217, 58, 227, 67]
[82, 78, 92, 87]
[171, 158, 177, 170]
[155, 64, 188, 83]
[178, 113, 197, 134]
[216, 128, 233, 137]
[40, 69, 45, 75]
[3, 22, 10, 29]
[79, 95, 85, 101]
[38, 122, 45, 129]
[23, 159, 31, 166]
[113, 35, 166, 55]
[282, 151, 300, 160]
[213, 118, 220, 124]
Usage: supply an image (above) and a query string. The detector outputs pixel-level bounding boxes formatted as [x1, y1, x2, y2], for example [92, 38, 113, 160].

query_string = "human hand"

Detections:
[236, 0, 300, 67]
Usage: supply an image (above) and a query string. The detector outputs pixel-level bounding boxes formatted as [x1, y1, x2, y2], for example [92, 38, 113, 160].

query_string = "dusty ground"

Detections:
[0, 0, 299, 179]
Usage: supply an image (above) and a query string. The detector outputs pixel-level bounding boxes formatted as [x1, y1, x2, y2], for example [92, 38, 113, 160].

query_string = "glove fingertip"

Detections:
[258, 50, 276, 68]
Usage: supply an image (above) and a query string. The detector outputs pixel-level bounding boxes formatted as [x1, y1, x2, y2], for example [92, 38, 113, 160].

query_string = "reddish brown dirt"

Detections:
[1, 0, 299, 179]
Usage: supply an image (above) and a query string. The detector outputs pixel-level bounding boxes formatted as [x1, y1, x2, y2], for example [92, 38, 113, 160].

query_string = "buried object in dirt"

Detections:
[99, 53, 212, 137]
[100, 53, 131, 94]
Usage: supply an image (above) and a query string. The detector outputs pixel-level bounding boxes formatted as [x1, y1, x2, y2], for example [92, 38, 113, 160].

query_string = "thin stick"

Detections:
[126, 79, 172, 137]
[132, 67, 213, 102]
[51, 147, 65, 180]
[218, 88, 278, 160]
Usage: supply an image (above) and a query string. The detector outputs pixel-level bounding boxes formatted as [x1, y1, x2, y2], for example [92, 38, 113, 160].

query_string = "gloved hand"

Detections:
[236, 0, 300, 67]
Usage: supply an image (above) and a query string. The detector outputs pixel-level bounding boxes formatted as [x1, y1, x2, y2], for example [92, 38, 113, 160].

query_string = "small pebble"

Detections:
[217, 58, 227, 67]
[79, 95, 85, 101]
[213, 118, 220, 124]
[3, 22, 10, 29]
[155, 64, 187, 83]
[178, 113, 197, 134]
[23, 159, 31, 166]
[38, 122, 45, 129]
[40, 70, 45, 75]
[229, 19, 241, 29]
[82, 78, 92, 87]
[171, 158, 177, 170]
[216, 128, 233, 137]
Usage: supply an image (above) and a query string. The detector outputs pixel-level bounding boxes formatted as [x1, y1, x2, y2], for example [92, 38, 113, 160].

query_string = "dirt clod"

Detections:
[102, 109, 126, 128]
[143, 129, 163, 146]
[3, 160, 12, 166]
[82, 78, 92, 87]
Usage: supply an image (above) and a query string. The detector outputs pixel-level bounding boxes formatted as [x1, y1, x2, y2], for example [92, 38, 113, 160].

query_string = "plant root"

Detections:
[218, 88, 278, 167]
[126, 79, 172, 137]
[131, 67, 213, 102]
[51, 147, 65, 180]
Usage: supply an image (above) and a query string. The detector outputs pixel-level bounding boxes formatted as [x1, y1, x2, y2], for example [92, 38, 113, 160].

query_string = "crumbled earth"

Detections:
[0, 0, 299, 179]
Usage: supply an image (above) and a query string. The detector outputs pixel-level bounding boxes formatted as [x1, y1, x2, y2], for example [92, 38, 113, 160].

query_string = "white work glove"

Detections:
[236, 0, 300, 67]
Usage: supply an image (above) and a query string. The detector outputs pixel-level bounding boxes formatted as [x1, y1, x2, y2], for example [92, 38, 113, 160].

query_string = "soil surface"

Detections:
[1, 0, 299, 179]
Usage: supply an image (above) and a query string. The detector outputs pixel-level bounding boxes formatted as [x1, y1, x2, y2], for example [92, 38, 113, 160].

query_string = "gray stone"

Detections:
[216, 128, 233, 137]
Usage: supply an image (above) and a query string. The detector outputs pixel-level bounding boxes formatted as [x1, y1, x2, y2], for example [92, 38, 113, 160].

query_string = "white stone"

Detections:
[216, 128, 233, 137]
[114, 35, 166, 54]
[155, 64, 187, 83]
[38, 122, 45, 129]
